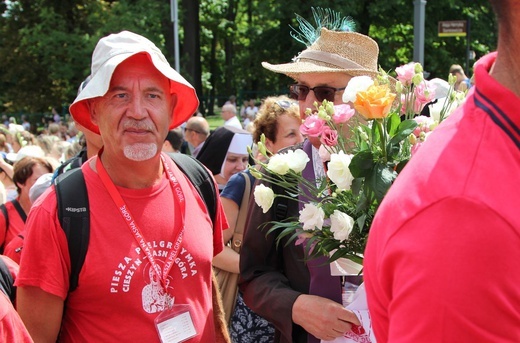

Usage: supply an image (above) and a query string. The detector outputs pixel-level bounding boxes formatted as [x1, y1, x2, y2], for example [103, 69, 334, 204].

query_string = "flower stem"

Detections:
[376, 118, 387, 162]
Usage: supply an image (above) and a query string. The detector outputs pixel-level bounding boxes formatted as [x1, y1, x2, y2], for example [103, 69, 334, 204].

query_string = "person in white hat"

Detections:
[239, 9, 381, 343]
[16, 31, 228, 343]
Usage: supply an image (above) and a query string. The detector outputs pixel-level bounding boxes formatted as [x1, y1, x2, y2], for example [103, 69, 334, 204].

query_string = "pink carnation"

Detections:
[300, 115, 326, 137]
[332, 104, 355, 124]
[320, 126, 338, 147]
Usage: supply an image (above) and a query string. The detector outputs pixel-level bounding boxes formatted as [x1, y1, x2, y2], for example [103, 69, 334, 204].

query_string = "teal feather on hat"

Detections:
[290, 7, 356, 47]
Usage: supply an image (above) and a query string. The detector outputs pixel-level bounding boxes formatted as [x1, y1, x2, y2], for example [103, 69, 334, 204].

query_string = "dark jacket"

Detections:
[239, 140, 342, 343]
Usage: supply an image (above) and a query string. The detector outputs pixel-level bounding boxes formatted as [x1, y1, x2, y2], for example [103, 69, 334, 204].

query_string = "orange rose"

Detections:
[353, 84, 396, 120]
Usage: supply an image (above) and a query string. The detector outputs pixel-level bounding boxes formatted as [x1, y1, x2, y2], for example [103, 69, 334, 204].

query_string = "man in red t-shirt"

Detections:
[16, 31, 227, 343]
[365, 1, 520, 341]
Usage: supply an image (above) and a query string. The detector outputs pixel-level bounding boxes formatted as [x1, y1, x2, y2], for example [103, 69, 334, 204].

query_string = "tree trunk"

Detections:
[181, 0, 203, 114]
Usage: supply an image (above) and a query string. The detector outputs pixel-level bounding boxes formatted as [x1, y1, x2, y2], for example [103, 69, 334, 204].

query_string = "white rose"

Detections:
[299, 203, 325, 231]
[327, 151, 354, 190]
[342, 76, 374, 103]
[330, 210, 355, 241]
[286, 149, 310, 173]
[267, 153, 290, 175]
[254, 184, 275, 213]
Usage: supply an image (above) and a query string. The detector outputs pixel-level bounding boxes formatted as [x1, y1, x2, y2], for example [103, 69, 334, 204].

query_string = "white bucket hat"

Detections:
[69, 31, 199, 134]
[6, 145, 45, 163]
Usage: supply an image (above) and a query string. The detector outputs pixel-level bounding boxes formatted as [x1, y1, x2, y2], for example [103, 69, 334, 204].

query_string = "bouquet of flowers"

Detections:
[251, 62, 464, 266]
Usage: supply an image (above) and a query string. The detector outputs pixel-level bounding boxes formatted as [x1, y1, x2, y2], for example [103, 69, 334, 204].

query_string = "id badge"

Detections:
[154, 304, 198, 343]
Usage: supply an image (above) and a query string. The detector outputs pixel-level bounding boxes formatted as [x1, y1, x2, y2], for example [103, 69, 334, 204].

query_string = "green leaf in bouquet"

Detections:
[368, 163, 397, 203]
[386, 112, 401, 136]
[321, 201, 338, 216]
[265, 220, 302, 249]
[395, 159, 409, 174]
[389, 119, 418, 146]
[356, 212, 367, 232]
[349, 150, 374, 178]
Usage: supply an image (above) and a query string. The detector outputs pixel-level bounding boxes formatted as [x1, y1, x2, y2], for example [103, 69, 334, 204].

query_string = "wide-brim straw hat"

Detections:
[70, 31, 199, 134]
[262, 28, 379, 78]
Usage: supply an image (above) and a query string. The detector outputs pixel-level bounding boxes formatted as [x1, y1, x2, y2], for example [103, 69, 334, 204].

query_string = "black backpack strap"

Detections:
[0, 257, 15, 304]
[52, 154, 85, 183]
[54, 168, 90, 292]
[168, 153, 217, 226]
[271, 182, 290, 221]
[11, 199, 27, 223]
[0, 204, 8, 253]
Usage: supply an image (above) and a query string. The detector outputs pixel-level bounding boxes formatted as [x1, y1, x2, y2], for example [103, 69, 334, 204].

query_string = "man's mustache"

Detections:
[122, 120, 155, 131]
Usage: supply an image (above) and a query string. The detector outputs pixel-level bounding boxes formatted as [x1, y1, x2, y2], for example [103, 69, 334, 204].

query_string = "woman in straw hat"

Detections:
[240, 8, 379, 343]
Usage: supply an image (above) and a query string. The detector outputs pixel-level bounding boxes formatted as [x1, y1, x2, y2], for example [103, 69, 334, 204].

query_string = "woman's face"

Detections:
[267, 114, 304, 154]
[221, 152, 249, 183]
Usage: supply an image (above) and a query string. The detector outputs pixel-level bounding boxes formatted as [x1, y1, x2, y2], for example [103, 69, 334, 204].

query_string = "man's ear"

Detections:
[169, 94, 178, 127]
[86, 99, 98, 126]
[265, 138, 275, 153]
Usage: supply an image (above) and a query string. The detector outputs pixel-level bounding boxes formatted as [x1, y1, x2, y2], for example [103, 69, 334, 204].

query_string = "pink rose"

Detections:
[320, 126, 338, 147]
[413, 81, 436, 113]
[395, 62, 417, 86]
[332, 104, 355, 124]
[300, 115, 326, 137]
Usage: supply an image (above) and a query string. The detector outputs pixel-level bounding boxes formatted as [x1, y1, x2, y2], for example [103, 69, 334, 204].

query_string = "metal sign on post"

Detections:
[438, 20, 467, 37]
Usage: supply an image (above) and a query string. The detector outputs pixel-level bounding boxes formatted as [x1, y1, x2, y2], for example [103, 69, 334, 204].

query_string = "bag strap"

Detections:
[271, 181, 290, 222]
[11, 199, 27, 223]
[0, 257, 15, 304]
[230, 172, 251, 254]
[52, 154, 85, 182]
[169, 153, 217, 226]
[54, 168, 90, 293]
[0, 204, 8, 253]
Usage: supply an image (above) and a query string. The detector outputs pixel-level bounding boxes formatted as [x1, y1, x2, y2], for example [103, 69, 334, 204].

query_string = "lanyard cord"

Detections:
[96, 152, 186, 290]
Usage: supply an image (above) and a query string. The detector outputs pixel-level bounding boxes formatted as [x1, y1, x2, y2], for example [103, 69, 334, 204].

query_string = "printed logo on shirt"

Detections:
[108, 240, 199, 314]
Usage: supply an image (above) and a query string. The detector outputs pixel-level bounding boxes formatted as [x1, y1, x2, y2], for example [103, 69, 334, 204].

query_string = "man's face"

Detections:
[294, 72, 352, 120]
[295, 72, 352, 147]
[90, 54, 176, 161]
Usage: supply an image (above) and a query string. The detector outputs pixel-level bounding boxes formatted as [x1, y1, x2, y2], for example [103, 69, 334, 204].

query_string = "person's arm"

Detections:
[212, 247, 239, 274]
[212, 197, 239, 273]
[0, 156, 14, 180]
[17, 286, 64, 343]
[213, 175, 245, 273]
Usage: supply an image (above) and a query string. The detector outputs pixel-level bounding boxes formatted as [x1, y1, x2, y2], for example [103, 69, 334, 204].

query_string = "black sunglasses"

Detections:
[289, 84, 346, 102]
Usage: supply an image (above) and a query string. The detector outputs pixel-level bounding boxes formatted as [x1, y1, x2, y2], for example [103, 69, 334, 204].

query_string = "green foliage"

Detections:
[0, 0, 497, 115]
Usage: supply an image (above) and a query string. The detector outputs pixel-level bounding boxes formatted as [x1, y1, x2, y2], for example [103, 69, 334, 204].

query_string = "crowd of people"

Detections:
[1, 1, 518, 342]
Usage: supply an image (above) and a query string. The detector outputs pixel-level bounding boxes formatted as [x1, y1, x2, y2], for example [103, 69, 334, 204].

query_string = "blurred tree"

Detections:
[0, 0, 497, 117]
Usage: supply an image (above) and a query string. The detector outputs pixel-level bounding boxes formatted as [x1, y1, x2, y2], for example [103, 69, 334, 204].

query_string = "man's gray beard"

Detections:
[123, 143, 158, 161]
